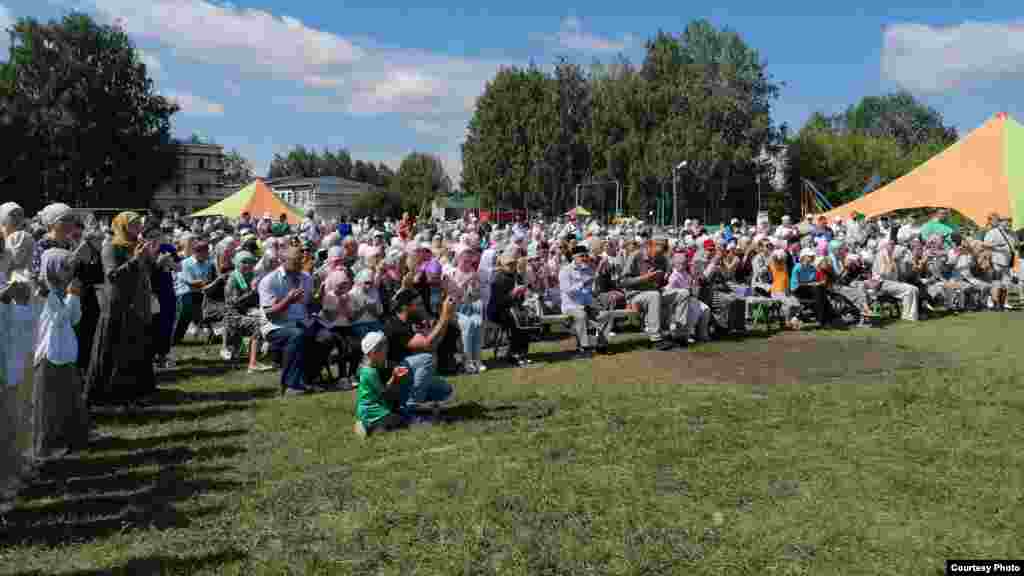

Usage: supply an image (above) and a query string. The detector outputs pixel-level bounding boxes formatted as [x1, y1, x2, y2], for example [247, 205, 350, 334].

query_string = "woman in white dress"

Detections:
[0, 202, 36, 488]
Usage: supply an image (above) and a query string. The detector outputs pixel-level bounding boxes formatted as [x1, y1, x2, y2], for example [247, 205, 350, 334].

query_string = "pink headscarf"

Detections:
[815, 238, 828, 257]
[322, 269, 352, 318]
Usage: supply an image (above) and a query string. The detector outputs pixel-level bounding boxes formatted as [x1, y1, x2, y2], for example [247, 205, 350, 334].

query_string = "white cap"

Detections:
[361, 331, 387, 355]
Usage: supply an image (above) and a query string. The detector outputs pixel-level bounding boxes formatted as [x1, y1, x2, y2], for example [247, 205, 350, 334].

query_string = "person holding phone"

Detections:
[87, 211, 159, 404]
[384, 288, 455, 422]
[258, 246, 315, 395]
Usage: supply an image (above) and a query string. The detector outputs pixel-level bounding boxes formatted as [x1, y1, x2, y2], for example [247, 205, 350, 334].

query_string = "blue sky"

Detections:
[1, 0, 1023, 185]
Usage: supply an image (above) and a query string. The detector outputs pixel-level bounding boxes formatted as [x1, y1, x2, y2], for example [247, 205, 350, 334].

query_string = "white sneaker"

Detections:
[353, 420, 367, 438]
[476, 361, 487, 373]
[247, 363, 275, 374]
[187, 324, 198, 337]
[464, 362, 478, 375]
[220, 348, 233, 361]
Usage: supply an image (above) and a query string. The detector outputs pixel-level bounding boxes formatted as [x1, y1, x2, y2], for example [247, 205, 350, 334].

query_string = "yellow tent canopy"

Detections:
[824, 113, 1024, 227]
[188, 179, 305, 224]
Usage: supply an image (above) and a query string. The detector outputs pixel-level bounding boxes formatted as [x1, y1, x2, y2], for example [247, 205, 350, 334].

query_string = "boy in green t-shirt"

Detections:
[354, 332, 407, 438]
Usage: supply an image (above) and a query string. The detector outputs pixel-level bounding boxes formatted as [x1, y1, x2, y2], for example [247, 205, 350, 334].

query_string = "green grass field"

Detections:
[1, 314, 1022, 575]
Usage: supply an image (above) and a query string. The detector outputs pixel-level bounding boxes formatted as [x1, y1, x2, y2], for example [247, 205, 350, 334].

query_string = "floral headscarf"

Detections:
[111, 211, 142, 249]
[322, 269, 353, 317]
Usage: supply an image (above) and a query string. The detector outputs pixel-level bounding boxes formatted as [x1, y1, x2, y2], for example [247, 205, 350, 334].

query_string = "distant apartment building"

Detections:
[264, 176, 380, 221]
[150, 141, 229, 217]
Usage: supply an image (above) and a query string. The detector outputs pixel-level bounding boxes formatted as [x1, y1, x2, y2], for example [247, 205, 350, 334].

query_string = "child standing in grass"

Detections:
[354, 332, 407, 438]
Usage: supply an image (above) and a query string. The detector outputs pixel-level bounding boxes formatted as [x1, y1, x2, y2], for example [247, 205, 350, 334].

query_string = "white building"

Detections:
[264, 176, 380, 221]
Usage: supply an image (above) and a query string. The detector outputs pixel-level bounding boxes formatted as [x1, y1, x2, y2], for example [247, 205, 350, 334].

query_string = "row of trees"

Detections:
[351, 152, 451, 219]
[268, 146, 452, 220]
[267, 146, 395, 188]
[462, 20, 783, 218]
[0, 13, 180, 214]
[784, 92, 958, 209]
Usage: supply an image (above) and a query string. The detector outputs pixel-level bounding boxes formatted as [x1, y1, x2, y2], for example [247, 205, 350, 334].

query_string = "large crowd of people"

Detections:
[0, 201, 1020, 465]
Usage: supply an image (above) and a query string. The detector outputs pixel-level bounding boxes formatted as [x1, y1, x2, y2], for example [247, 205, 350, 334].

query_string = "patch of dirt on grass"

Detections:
[644, 332, 946, 386]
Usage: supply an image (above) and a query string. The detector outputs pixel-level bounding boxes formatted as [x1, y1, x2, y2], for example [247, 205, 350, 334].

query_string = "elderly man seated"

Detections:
[559, 245, 612, 357]
[258, 246, 316, 395]
[383, 288, 455, 422]
[620, 235, 674, 350]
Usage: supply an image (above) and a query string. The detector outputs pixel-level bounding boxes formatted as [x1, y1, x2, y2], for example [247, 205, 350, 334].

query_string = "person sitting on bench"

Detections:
[559, 245, 611, 357]
[258, 246, 315, 395]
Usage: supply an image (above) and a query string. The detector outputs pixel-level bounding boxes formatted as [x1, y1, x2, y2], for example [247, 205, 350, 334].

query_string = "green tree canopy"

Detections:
[786, 92, 959, 210]
[393, 152, 451, 217]
[462, 20, 782, 218]
[0, 12, 179, 213]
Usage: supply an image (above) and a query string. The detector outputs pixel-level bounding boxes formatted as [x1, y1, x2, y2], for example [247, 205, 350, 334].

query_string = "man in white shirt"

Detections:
[559, 246, 611, 356]
[259, 246, 315, 395]
[300, 210, 321, 246]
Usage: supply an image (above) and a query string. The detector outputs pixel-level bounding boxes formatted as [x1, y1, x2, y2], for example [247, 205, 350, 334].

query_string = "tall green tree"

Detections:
[393, 152, 451, 217]
[836, 92, 957, 152]
[462, 65, 556, 213]
[0, 12, 179, 212]
[268, 145, 321, 178]
[639, 21, 780, 220]
[786, 93, 959, 210]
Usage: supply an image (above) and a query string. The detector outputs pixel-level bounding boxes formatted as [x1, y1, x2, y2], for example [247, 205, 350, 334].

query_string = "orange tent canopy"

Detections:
[823, 113, 1024, 227]
[188, 179, 304, 225]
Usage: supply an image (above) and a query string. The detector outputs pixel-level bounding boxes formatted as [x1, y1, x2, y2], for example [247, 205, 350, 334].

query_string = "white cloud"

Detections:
[0, 4, 13, 57]
[135, 47, 161, 73]
[163, 90, 225, 116]
[552, 16, 632, 53]
[92, 0, 362, 80]
[74, 0, 517, 183]
[882, 21, 1024, 93]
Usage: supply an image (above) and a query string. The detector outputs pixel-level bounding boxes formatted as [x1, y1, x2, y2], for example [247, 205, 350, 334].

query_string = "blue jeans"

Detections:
[265, 325, 307, 391]
[398, 353, 453, 413]
[457, 301, 483, 362]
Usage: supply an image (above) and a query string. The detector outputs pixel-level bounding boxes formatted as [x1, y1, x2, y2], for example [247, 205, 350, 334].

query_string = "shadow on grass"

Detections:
[91, 402, 250, 427]
[144, 386, 279, 406]
[1, 469, 239, 548]
[440, 400, 557, 424]
[85, 428, 248, 454]
[3, 440, 246, 548]
[23, 444, 247, 486]
[9, 548, 250, 576]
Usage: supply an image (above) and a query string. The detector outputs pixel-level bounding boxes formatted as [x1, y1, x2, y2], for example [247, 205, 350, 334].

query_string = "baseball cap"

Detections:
[361, 331, 386, 355]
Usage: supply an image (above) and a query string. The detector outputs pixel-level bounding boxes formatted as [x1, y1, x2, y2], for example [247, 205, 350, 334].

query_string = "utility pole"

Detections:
[673, 161, 687, 230]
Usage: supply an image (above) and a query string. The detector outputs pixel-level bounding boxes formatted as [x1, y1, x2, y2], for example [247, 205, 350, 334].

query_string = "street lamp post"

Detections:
[673, 161, 687, 231]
